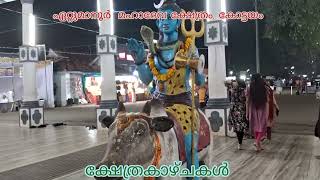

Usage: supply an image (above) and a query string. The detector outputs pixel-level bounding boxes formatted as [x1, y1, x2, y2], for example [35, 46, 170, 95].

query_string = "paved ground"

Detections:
[273, 94, 319, 135]
[0, 95, 319, 180]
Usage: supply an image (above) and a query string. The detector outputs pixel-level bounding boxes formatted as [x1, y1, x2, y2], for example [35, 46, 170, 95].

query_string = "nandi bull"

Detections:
[95, 0, 213, 179]
[95, 99, 212, 180]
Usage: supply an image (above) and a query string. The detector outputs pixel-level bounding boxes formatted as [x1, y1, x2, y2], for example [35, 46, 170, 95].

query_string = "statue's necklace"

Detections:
[153, 41, 181, 91]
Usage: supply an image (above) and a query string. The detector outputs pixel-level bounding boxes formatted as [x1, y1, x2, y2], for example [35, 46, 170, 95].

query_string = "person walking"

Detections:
[228, 80, 249, 150]
[246, 74, 269, 152]
[315, 105, 320, 139]
[265, 80, 279, 141]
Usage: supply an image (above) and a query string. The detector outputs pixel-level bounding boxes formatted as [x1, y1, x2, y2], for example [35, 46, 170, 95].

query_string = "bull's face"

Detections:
[96, 100, 174, 172]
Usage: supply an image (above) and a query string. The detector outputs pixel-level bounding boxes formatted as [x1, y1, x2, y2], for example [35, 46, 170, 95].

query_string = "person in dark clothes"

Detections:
[228, 80, 249, 150]
[315, 106, 320, 139]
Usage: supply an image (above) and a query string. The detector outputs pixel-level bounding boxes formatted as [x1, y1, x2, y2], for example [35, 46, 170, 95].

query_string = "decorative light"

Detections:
[119, 52, 126, 59]
[127, 54, 134, 61]
[291, 66, 295, 70]
[226, 76, 236, 81]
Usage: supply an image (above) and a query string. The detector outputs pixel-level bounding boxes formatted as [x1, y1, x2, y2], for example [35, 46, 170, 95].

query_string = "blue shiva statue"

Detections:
[128, 0, 209, 178]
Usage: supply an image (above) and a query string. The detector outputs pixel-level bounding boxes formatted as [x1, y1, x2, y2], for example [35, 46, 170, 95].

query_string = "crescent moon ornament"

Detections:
[198, 54, 205, 74]
[154, 0, 165, 9]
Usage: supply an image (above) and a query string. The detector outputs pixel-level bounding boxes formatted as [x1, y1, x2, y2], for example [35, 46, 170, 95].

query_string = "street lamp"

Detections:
[229, 71, 233, 76]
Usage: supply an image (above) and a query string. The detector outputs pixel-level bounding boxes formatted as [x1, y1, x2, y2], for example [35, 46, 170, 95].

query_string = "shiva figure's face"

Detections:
[156, 9, 181, 34]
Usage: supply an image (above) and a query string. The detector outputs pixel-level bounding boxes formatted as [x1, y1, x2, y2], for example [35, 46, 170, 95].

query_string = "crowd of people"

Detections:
[227, 74, 280, 152]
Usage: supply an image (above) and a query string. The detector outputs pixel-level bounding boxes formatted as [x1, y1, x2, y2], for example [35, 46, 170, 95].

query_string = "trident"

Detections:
[181, 11, 205, 176]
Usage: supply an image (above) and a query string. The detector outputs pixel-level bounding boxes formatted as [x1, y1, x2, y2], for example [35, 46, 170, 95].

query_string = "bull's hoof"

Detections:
[150, 117, 174, 132]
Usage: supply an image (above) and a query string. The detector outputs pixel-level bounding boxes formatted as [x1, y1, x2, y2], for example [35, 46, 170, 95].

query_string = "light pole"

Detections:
[255, 0, 260, 73]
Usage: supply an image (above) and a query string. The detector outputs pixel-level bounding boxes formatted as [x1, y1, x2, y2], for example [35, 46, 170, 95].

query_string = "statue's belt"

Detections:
[153, 91, 192, 107]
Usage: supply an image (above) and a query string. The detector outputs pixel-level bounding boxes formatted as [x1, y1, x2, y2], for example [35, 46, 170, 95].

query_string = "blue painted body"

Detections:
[127, 2, 205, 178]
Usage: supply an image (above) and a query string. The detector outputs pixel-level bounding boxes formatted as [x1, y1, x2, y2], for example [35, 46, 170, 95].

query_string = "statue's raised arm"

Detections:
[127, 38, 154, 85]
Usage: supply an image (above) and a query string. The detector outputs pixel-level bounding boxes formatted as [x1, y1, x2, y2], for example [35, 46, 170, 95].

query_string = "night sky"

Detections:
[0, 0, 262, 75]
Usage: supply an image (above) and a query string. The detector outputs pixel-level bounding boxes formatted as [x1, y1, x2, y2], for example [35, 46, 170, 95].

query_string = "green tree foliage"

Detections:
[261, 0, 320, 68]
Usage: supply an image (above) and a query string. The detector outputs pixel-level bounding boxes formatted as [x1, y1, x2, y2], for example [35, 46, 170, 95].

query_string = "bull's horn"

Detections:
[149, 99, 174, 132]
[142, 101, 151, 115]
[100, 102, 126, 128]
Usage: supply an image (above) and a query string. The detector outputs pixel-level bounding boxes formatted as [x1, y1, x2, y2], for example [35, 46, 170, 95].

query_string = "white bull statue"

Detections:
[93, 99, 216, 180]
